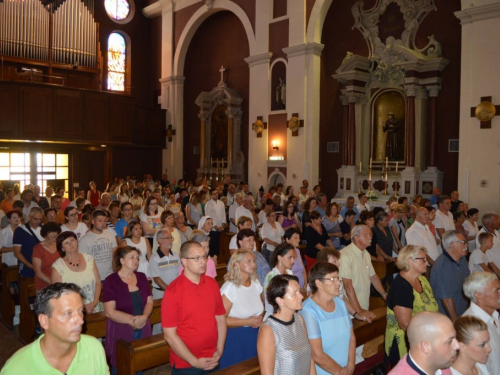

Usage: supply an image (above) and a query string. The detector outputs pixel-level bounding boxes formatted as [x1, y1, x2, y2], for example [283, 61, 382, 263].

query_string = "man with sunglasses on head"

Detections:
[430, 230, 470, 321]
[162, 241, 226, 374]
[13, 206, 44, 278]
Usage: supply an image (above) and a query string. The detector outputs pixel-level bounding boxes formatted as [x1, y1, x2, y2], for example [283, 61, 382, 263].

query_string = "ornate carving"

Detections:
[426, 85, 440, 98]
[416, 86, 428, 100]
[370, 42, 406, 85]
[205, 0, 214, 10]
[404, 84, 419, 97]
[347, 92, 365, 104]
[340, 95, 349, 106]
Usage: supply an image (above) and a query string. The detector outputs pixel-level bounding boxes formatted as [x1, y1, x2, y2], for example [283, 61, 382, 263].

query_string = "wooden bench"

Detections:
[115, 307, 387, 375]
[1, 263, 19, 330]
[18, 276, 36, 344]
[215, 263, 227, 287]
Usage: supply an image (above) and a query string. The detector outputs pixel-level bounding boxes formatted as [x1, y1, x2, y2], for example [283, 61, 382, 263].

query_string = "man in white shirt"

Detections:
[69, 187, 91, 208]
[79, 210, 118, 281]
[235, 195, 258, 231]
[406, 207, 441, 265]
[432, 195, 455, 240]
[462, 271, 500, 375]
[298, 185, 309, 204]
[205, 188, 226, 252]
[356, 192, 371, 213]
[226, 184, 236, 207]
[228, 193, 243, 233]
[274, 183, 286, 203]
[475, 212, 500, 274]
[20, 189, 39, 217]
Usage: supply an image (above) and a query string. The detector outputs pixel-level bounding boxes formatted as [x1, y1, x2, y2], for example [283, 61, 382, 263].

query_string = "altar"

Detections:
[331, 197, 389, 210]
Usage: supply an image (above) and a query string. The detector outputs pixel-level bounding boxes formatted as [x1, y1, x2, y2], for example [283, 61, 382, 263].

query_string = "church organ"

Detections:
[0, 0, 101, 85]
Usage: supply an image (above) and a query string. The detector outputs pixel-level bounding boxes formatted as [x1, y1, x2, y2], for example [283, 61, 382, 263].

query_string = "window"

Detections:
[107, 33, 126, 92]
[104, 0, 130, 21]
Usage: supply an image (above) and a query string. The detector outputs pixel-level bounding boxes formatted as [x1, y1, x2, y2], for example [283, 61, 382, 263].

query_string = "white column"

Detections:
[283, 43, 324, 186]
[415, 86, 427, 172]
[245, 52, 273, 193]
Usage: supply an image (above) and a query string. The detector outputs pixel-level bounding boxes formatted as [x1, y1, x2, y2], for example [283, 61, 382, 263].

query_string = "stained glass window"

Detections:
[104, 0, 130, 21]
[107, 33, 126, 91]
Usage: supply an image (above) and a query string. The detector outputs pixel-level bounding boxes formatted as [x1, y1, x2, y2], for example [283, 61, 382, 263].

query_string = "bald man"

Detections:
[389, 312, 458, 374]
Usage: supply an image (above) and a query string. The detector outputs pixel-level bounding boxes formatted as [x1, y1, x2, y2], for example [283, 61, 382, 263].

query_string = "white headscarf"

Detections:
[197, 216, 213, 234]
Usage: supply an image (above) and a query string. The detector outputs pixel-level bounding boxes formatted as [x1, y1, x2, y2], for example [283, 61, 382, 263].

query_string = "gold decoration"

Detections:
[253, 119, 265, 133]
[288, 117, 300, 132]
[475, 101, 496, 122]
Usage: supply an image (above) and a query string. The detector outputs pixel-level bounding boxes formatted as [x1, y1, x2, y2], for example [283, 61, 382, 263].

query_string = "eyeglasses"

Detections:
[184, 255, 209, 262]
[30, 216, 43, 221]
[413, 257, 428, 262]
[452, 240, 467, 245]
[159, 237, 173, 240]
[320, 276, 342, 282]
[68, 213, 78, 217]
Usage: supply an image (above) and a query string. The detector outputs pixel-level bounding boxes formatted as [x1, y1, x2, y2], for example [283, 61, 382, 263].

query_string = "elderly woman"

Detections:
[278, 200, 302, 232]
[174, 210, 193, 243]
[300, 262, 355, 375]
[284, 228, 307, 289]
[451, 316, 491, 375]
[197, 216, 219, 262]
[464, 208, 480, 251]
[140, 196, 164, 247]
[237, 228, 270, 287]
[103, 246, 153, 375]
[122, 221, 152, 277]
[385, 245, 438, 366]
[0, 210, 23, 266]
[185, 192, 203, 228]
[373, 212, 397, 261]
[321, 202, 343, 249]
[61, 206, 89, 240]
[51, 231, 102, 313]
[258, 275, 316, 375]
[32, 222, 61, 293]
[219, 249, 264, 369]
[261, 211, 285, 266]
[305, 211, 333, 272]
[263, 243, 296, 319]
[177, 231, 217, 278]
[229, 216, 254, 254]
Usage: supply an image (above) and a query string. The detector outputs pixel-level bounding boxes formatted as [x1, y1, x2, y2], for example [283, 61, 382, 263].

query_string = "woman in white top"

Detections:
[464, 208, 480, 251]
[0, 210, 23, 266]
[229, 216, 254, 255]
[261, 211, 285, 266]
[258, 199, 274, 229]
[117, 183, 131, 204]
[263, 243, 295, 320]
[121, 221, 151, 277]
[220, 249, 264, 369]
[140, 196, 164, 247]
[451, 316, 491, 375]
[51, 231, 102, 313]
[165, 192, 181, 214]
[61, 207, 88, 241]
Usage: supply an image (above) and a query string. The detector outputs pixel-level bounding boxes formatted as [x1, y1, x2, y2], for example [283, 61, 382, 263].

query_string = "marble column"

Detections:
[347, 92, 358, 166]
[340, 94, 349, 166]
[404, 84, 418, 167]
[198, 108, 210, 169]
[426, 85, 440, 167]
[226, 107, 239, 169]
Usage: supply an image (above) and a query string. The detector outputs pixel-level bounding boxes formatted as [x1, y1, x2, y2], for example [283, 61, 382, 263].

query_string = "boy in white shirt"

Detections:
[469, 232, 494, 273]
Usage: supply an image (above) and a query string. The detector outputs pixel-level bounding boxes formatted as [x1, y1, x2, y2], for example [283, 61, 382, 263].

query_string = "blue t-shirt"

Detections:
[114, 218, 136, 241]
[340, 206, 360, 222]
[12, 225, 41, 277]
[299, 296, 352, 374]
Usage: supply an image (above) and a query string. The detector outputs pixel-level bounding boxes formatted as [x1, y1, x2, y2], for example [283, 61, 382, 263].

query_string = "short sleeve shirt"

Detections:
[149, 249, 180, 288]
[220, 280, 263, 319]
[433, 210, 455, 232]
[78, 230, 117, 280]
[338, 242, 376, 310]
[469, 249, 489, 273]
[162, 274, 225, 369]
[430, 252, 470, 317]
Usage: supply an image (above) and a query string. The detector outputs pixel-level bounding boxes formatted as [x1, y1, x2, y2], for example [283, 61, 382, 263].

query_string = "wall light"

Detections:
[272, 140, 279, 150]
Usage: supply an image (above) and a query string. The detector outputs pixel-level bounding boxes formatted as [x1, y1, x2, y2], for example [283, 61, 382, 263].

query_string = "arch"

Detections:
[267, 169, 286, 189]
[306, 0, 334, 44]
[174, 0, 256, 76]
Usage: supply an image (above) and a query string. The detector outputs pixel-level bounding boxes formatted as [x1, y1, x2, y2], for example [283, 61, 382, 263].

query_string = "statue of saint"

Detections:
[383, 112, 400, 161]
[276, 78, 286, 108]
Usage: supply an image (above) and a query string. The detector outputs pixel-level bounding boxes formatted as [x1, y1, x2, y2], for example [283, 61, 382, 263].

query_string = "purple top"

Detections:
[281, 215, 297, 229]
[103, 271, 152, 367]
[291, 248, 306, 288]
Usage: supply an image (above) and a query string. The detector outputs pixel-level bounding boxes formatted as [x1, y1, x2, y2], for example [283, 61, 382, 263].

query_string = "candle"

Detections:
[385, 157, 388, 170]
[369, 158, 372, 168]
[395, 161, 398, 173]
[359, 162, 362, 173]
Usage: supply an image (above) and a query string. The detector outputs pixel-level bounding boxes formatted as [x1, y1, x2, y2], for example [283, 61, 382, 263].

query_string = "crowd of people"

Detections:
[0, 176, 499, 375]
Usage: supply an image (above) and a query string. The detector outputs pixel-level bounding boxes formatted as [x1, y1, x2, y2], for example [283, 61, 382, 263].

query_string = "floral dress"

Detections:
[385, 274, 438, 365]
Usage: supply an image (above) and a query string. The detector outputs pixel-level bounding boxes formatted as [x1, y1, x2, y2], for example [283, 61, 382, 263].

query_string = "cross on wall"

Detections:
[470, 96, 500, 129]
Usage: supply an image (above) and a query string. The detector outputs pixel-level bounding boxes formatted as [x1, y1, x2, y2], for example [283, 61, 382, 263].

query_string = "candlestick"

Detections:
[393, 171, 399, 197]
[395, 161, 398, 173]
[368, 167, 372, 192]
[358, 169, 362, 194]
[383, 168, 388, 195]
[359, 162, 362, 173]
[369, 157, 372, 169]
[385, 157, 388, 170]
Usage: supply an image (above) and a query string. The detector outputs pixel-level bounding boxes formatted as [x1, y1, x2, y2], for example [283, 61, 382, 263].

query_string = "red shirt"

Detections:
[162, 273, 225, 369]
[32, 243, 60, 290]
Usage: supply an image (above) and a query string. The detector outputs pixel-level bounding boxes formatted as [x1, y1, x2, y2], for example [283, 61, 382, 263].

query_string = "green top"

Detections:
[1, 334, 109, 375]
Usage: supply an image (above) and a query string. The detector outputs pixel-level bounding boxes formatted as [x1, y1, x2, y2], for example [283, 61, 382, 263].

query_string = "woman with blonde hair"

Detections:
[451, 316, 491, 375]
[219, 249, 264, 369]
[385, 245, 438, 367]
[185, 192, 203, 227]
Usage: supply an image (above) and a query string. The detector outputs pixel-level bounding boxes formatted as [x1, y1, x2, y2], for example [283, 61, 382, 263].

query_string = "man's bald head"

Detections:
[415, 207, 430, 225]
[408, 312, 451, 346]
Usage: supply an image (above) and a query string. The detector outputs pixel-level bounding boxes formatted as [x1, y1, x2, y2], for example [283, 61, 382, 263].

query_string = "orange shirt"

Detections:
[0, 199, 13, 213]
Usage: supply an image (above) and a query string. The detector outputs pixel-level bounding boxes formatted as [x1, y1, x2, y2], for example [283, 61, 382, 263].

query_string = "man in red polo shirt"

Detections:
[162, 241, 226, 374]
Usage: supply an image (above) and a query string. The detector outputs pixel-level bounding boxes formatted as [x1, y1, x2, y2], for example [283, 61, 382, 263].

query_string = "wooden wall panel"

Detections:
[148, 109, 166, 147]
[135, 106, 149, 145]
[20, 86, 53, 138]
[53, 89, 83, 139]
[84, 92, 109, 141]
[109, 98, 133, 142]
[0, 84, 19, 138]
[78, 150, 106, 190]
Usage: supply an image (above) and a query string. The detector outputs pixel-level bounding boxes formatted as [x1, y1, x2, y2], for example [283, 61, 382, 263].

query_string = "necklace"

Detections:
[65, 255, 81, 267]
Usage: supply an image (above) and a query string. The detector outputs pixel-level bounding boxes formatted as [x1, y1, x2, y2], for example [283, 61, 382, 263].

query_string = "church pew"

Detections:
[215, 263, 227, 287]
[0, 263, 19, 330]
[219, 233, 232, 265]
[114, 307, 388, 375]
[18, 276, 37, 344]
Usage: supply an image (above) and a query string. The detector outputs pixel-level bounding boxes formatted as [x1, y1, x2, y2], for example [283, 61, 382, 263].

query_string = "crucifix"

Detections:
[166, 124, 176, 142]
[287, 113, 304, 136]
[470, 96, 500, 129]
[219, 65, 225, 84]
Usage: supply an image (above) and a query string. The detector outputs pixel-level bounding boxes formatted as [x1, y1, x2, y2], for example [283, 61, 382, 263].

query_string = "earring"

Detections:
[279, 261, 282, 266]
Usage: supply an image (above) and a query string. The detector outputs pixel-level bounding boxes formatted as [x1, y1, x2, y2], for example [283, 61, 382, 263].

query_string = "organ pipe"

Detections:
[0, 0, 98, 69]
